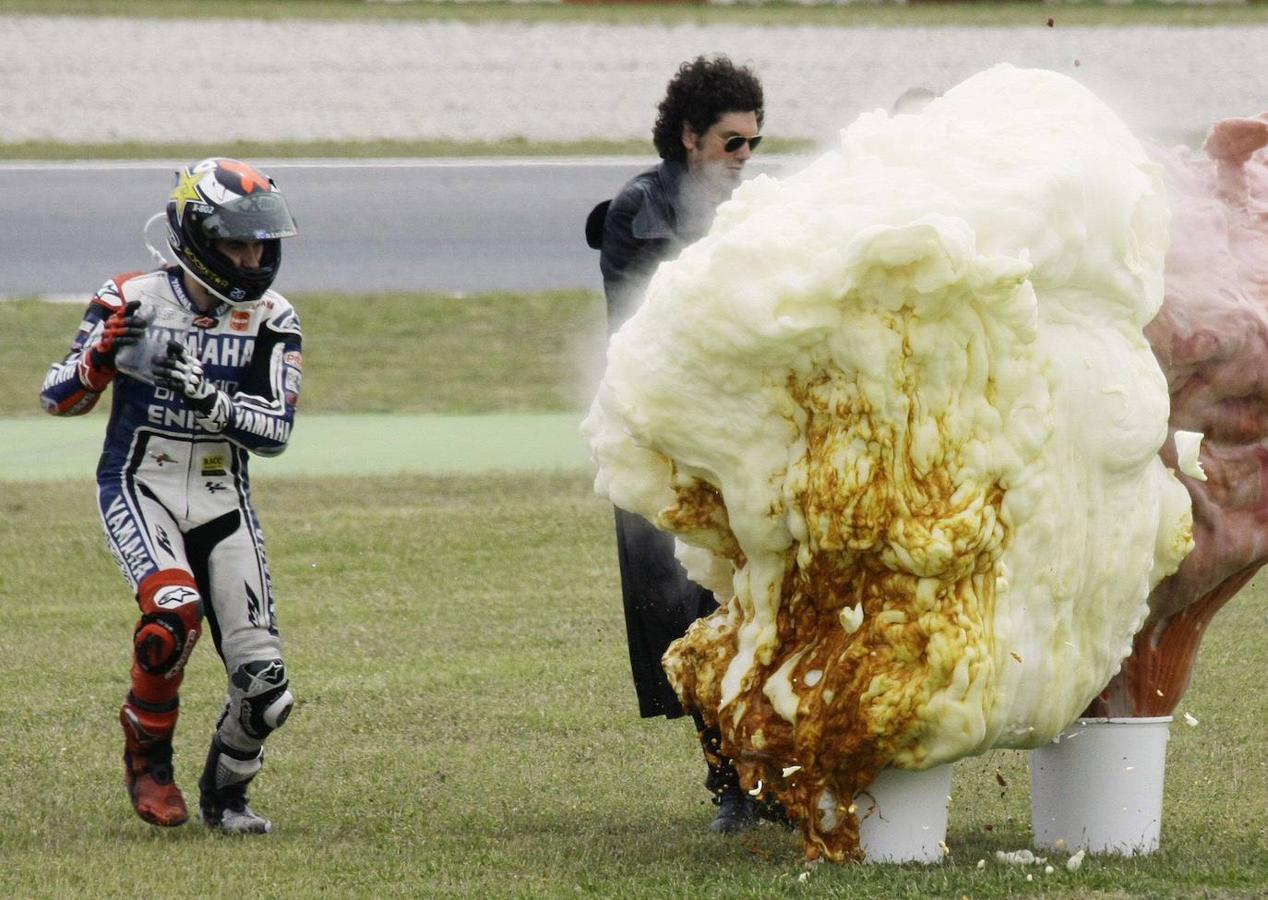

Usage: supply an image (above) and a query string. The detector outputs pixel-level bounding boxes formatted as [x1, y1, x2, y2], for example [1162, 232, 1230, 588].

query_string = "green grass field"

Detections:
[4, 0, 1267, 27]
[6, 291, 607, 418]
[0, 474, 1264, 898]
[3, 295, 1266, 897]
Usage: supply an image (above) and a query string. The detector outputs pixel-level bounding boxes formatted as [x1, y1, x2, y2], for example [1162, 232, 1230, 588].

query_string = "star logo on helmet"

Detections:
[170, 168, 204, 225]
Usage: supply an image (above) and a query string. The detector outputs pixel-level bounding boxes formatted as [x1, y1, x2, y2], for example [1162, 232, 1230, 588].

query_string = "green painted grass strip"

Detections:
[1, 412, 590, 482]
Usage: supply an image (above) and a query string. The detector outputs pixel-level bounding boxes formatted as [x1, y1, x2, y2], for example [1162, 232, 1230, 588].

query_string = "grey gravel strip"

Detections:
[2, 16, 1264, 146]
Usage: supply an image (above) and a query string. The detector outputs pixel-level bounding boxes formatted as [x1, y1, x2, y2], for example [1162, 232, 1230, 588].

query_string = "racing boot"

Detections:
[198, 736, 272, 834]
[120, 702, 187, 827]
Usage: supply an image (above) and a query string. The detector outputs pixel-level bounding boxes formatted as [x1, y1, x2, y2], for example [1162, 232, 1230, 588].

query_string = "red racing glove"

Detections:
[78, 299, 146, 392]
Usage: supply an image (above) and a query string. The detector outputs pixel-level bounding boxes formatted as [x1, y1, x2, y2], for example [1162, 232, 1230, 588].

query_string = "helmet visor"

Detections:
[202, 192, 298, 241]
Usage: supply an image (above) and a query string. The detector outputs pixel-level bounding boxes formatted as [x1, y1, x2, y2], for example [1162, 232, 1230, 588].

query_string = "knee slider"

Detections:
[230, 658, 293, 740]
[133, 615, 186, 674]
[134, 571, 204, 676]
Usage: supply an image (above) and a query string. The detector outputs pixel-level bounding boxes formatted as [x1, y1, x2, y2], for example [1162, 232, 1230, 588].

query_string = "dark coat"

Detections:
[592, 159, 716, 331]
[588, 160, 720, 719]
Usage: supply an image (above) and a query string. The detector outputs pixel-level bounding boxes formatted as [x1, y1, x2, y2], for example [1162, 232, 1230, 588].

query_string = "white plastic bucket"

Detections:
[1030, 716, 1171, 855]
[855, 764, 953, 863]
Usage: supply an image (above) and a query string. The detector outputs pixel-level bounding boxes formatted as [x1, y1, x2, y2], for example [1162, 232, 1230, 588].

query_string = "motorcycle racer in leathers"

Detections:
[40, 158, 303, 834]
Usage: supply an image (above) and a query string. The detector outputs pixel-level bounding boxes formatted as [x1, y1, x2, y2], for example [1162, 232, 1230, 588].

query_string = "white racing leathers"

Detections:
[42, 267, 301, 776]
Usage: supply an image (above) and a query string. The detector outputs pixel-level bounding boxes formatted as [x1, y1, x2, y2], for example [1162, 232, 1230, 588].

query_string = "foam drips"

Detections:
[583, 64, 1193, 861]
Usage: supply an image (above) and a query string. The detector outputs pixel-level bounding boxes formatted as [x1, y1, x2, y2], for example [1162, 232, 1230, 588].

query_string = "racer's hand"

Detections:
[153, 340, 220, 415]
[79, 300, 145, 391]
[91, 300, 146, 365]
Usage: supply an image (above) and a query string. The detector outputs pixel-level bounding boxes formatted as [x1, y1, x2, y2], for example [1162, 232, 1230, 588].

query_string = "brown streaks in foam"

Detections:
[657, 466, 746, 568]
[666, 367, 1006, 862]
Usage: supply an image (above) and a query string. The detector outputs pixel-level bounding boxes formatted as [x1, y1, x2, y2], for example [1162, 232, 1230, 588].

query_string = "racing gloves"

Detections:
[78, 300, 146, 392]
[153, 340, 232, 432]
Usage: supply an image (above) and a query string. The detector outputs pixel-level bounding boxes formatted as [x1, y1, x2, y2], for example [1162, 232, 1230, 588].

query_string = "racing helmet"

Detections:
[165, 157, 298, 307]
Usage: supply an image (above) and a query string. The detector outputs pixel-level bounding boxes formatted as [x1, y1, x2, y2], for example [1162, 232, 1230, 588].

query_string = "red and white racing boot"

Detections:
[121, 705, 187, 827]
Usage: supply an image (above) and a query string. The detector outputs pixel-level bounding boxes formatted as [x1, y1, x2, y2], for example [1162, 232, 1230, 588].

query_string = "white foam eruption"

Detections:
[582, 64, 1193, 861]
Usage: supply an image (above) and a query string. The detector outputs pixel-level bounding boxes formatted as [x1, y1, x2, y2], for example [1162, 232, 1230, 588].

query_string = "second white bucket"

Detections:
[856, 764, 953, 863]
[1030, 716, 1171, 855]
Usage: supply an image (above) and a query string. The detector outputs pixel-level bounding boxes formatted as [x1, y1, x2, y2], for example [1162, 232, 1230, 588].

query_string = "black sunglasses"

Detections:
[723, 134, 762, 154]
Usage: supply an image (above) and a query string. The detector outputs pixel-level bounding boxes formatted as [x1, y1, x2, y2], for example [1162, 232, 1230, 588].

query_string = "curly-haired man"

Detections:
[585, 55, 778, 834]
[591, 54, 765, 326]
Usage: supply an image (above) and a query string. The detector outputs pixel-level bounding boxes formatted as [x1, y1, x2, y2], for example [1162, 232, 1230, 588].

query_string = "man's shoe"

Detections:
[123, 740, 188, 827]
[709, 784, 758, 834]
[200, 784, 273, 835]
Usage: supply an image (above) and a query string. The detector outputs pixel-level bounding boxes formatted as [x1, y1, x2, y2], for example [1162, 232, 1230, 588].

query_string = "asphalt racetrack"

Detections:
[3, 413, 589, 482]
[0, 157, 791, 298]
